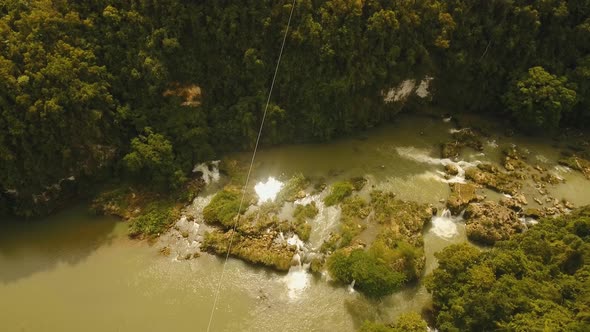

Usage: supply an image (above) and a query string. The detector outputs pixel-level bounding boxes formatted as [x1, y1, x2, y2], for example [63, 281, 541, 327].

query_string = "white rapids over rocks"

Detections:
[192, 160, 220, 184]
[395, 146, 480, 184]
[295, 194, 341, 249]
[158, 194, 213, 260]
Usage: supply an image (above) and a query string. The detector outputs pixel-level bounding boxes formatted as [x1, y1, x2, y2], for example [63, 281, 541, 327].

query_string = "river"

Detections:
[1, 114, 589, 331]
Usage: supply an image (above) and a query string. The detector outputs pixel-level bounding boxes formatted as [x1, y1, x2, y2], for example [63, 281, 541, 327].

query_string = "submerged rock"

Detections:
[464, 201, 524, 245]
[559, 155, 590, 179]
[441, 128, 484, 159]
[445, 164, 459, 176]
[502, 146, 530, 171]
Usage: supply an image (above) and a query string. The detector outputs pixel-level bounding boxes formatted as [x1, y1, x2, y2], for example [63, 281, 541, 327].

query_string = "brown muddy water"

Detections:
[1, 114, 589, 331]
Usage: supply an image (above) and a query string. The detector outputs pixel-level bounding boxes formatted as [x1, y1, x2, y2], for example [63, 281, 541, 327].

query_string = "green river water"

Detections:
[2, 114, 589, 331]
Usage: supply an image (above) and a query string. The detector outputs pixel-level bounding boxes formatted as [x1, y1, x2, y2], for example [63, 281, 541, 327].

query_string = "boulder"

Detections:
[464, 201, 524, 245]
[446, 183, 480, 214]
[445, 164, 459, 176]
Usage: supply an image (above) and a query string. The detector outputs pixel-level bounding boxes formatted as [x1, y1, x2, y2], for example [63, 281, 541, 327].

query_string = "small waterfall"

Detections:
[347, 279, 356, 293]
[192, 160, 220, 185]
[430, 209, 461, 239]
[283, 233, 311, 300]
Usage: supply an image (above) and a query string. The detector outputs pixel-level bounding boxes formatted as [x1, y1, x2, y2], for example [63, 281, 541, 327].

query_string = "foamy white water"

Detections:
[396, 146, 479, 183]
[430, 209, 460, 239]
[284, 266, 311, 300]
[192, 160, 220, 184]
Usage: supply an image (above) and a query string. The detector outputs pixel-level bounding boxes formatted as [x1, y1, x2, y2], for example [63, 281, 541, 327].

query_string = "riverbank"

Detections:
[3, 112, 590, 331]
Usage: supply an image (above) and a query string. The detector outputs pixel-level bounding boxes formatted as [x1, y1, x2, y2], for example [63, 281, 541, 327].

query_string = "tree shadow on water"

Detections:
[0, 205, 119, 284]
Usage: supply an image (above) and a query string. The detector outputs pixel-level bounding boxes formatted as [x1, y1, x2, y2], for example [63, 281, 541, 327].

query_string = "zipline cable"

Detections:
[205, 1, 297, 331]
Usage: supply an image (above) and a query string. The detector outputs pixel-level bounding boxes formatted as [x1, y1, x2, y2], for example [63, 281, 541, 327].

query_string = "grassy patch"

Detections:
[203, 190, 244, 228]
[339, 196, 370, 247]
[202, 229, 295, 271]
[324, 181, 354, 206]
[128, 200, 180, 238]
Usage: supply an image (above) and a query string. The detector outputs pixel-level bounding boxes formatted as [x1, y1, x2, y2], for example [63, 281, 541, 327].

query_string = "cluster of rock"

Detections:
[441, 128, 484, 159]
[559, 155, 590, 179]
[463, 201, 524, 245]
[440, 128, 580, 245]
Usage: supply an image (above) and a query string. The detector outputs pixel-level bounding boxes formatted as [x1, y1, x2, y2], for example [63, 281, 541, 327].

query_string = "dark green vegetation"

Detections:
[2, 0, 589, 217]
[426, 206, 590, 331]
[325, 190, 432, 297]
[359, 312, 428, 332]
[328, 248, 406, 298]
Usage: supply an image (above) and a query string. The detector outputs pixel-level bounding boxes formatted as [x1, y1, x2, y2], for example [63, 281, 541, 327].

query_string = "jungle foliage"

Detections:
[426, 206, 590, 331]
[2, 0, 589, 216]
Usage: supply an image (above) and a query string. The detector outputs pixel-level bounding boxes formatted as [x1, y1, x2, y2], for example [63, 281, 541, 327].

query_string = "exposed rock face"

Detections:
[465, 163, 523, 195]
[464, 201, 524, 245]
[499, 193, 528, 212]
[446, 183, 481, 214]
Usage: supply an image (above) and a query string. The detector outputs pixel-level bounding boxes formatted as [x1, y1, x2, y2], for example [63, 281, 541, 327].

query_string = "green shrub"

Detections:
[294, 222, 312, 242]
[293, 202, 319, 220]
[324, 181, 354, 206]
[203, 190, 242, 228]
[328, 248, 406, 298]
[123, 128, 185, 190]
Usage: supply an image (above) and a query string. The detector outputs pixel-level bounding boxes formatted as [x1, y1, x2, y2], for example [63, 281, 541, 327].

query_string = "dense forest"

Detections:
[1, 0, 589, 217]
[425, 206, 590, 332]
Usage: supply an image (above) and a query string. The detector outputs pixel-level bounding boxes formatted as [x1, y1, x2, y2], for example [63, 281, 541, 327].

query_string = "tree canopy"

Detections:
[426, 206, 590, 332]
[2, 0, 589, 216]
